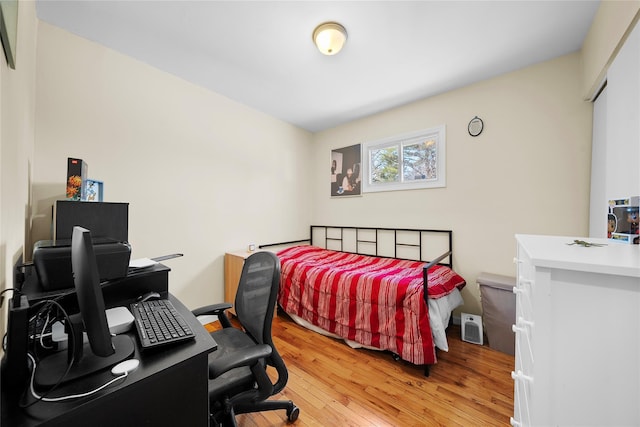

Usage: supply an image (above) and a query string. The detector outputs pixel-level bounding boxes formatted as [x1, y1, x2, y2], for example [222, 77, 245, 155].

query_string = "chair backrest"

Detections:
[235, 251, 280, 346]
[234, 251, 288, 393]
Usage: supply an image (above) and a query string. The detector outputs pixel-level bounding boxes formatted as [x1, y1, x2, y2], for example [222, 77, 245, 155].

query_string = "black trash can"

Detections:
[477, 273, 516, 356]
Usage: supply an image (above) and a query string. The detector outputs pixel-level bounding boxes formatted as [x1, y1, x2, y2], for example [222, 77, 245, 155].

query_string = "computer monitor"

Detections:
[34, 227, 134, 387]
[71, 226, 116, 356]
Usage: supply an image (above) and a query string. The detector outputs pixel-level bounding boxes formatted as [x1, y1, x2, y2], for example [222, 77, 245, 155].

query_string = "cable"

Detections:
[16, 292, 117, 407]
[20, 300, 77, 407]
[25, 353, 127, 403]
[39, 315, 54, 350]
[0, 287, 23, 308]
[29, 300, 70, 357]
[13, 262, 35, 299]
[0, 287, 23, 298]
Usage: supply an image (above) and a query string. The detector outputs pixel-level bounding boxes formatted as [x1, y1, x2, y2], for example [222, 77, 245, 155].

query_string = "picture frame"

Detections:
[330, 144, 361, 197]
[0, 0, 18, 69]
[84, 179, 104, 202]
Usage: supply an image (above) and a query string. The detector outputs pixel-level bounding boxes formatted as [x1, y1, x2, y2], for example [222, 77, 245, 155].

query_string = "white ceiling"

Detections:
[36, 1, 600, 132]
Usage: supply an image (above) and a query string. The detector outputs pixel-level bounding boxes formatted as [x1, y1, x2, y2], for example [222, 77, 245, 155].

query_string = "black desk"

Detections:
[2, 267, 217, 427]
[21, 263, 172, 308]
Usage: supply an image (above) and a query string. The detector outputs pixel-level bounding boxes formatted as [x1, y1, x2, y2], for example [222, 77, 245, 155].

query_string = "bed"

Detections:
[267, 226, 466, 375]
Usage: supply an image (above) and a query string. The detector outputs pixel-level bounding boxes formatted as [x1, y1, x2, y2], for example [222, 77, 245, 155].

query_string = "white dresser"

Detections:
[511, 235, 640, 427]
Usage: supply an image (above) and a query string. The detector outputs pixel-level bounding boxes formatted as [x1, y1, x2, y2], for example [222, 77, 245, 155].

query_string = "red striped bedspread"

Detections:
[277, 246, 466, 365]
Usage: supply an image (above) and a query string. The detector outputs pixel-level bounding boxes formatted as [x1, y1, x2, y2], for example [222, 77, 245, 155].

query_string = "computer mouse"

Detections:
[111, 359, 140, 376]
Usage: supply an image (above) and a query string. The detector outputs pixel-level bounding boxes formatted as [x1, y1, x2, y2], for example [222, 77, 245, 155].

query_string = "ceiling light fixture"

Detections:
[312, 22, 347, 56]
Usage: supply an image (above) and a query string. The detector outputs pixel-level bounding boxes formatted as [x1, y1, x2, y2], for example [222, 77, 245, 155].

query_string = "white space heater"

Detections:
[461, 313, 483, 345]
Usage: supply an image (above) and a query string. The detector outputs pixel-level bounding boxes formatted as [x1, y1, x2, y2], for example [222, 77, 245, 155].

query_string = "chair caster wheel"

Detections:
[287, 405, 300, 422]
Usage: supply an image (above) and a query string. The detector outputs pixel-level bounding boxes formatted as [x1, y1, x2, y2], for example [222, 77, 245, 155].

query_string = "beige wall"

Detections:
[32, 23, 313, 309]
[312, 53, 592, 315]
[582, 0, 640, 98]
[0, 1, 37, 343]
[2, 2, 637, 337]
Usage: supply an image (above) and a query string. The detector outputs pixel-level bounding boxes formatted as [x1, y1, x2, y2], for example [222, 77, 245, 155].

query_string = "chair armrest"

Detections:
[192, 303, 233, 317]
[209, 344, 272, 378]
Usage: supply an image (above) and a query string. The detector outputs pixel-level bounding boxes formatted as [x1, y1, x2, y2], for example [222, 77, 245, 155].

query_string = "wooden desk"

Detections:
[2, 271, 217, 426]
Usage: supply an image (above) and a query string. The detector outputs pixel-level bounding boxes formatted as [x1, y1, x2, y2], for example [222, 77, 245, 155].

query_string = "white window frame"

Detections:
[362, 125, 446, 193]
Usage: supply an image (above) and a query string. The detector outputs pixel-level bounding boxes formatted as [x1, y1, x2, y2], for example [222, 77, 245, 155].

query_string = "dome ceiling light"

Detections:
[312, 22, 347, 56]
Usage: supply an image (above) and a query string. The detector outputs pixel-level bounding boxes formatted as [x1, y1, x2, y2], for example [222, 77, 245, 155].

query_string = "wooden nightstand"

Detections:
[224, 250, 277, 317]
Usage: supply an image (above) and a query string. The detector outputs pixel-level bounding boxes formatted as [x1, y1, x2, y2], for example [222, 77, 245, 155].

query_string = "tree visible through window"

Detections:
[371, 146, 399, 183]
[403, 138, 437, 181]
[363, 126, 445, 193]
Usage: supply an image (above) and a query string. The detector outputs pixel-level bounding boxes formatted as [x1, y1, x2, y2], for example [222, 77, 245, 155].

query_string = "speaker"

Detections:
[54, 200, 129, 242]
[461, 312, 483, 345]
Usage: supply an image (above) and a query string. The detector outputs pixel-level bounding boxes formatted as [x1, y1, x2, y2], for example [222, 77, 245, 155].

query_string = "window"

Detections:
[362, 125, 446, 193]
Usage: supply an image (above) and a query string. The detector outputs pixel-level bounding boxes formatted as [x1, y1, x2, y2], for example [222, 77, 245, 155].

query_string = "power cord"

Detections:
[20, 299, 77, 408]
[7, 291, 127, 407]
[0, 287, 24, 309]
[25, 353, 127, 403]
[28, 299, 73, 357]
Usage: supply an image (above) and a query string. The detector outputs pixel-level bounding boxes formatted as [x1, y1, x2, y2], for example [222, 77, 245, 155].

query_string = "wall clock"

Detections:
[468, 116, 484, 137]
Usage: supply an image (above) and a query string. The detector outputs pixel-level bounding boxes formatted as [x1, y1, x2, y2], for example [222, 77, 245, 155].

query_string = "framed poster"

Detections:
[330, 144, 361, 197]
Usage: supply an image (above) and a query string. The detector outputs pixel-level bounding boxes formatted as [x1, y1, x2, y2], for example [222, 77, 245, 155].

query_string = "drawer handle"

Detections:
[513, 322, 535, 363]
[510, 417, 522, 427]
[512, 324, 527, 334]
[518, 276, 533, 286]
[513, 287, 527, 295]
[517, 317, 534, 328]
[511, 370, 533, 384]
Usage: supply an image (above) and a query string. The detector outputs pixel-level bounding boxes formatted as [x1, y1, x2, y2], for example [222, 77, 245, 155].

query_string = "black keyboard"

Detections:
[130, 299, 195, 349]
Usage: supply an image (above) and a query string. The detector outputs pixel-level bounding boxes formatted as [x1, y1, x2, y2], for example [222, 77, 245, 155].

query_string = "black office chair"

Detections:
[192, 251, 299, 426]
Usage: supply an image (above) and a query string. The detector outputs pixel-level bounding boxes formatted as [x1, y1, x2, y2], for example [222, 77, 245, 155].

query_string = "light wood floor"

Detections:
[209, 311, 515, 426]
